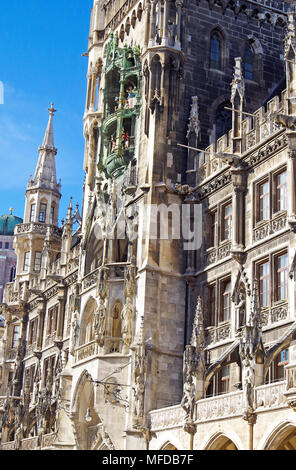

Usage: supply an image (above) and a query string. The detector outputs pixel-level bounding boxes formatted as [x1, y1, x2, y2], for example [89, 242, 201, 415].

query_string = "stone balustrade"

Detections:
[0, 433, 57, 451]
[199, 93, 286, 183]
[16, 223, 62, 238]
[196, 390, 243, 423]
[148, 380, 290, 432]
[255, 380, 287, 411]
[149, 404, 186, 432]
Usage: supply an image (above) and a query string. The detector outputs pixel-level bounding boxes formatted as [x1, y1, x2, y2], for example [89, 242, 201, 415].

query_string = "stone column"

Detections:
[149, 0, 157, 46]
[175, 0, 183, 49]
[161, 0, 169, 46]
[287, 146, 296, 229]
[90, 72, 97, 111]
[144, 1, 151, 48]
[56, 286, 66, 342]
[231, 165, 246, 264]
[35, 302, 45, 352]
[85, 72, 92, 111]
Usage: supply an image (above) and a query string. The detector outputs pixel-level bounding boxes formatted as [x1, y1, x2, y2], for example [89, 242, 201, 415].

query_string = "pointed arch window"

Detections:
[244, 46, 254, 80]
[210, 32, 222, 70]
[215, 102, 232, 141]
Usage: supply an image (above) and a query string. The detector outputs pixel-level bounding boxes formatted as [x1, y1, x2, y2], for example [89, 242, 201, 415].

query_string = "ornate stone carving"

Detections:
[181, 297, 205, 434]
[271, 304, 288, 324]
[239, 280, 263, 423]
[186, 96, 200, 141]
[121, 262, 136, 352]
[132, 325, 148, 429]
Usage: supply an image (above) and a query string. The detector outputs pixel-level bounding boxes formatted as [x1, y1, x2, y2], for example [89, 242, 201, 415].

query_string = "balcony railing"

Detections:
[253, 212, 287, 243]
[148, 380, 290, 432]
[196, 390, 243, 423]
[149, 404, 185, 432]
[255, 380, 287, 411]
[16, 223, 62, 238]
[206, 321, 231, 346]
[104, 337, 123, 354]
[205, 240, 232, 266]
[0, 433, 57, 451]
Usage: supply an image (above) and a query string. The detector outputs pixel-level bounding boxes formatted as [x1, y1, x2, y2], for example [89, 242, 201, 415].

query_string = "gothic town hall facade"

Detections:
[1, 0, 296, 451]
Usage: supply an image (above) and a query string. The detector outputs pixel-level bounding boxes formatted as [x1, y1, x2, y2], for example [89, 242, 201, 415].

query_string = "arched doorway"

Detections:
[264, 423, 296, 450]
[161, 442, 178, 450]
[71, 371, 102, 450]
[206, 433, 238, 450]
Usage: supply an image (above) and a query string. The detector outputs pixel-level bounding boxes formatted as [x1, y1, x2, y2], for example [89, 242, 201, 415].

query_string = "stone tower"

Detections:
[76, 0, 289, 449]
[13, 104, 62, 292]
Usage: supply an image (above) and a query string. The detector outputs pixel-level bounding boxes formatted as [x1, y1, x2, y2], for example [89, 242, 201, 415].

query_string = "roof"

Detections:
[0, 213, 23, 236]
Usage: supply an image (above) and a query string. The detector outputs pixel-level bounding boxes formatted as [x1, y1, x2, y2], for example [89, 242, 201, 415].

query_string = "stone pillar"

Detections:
[231, 165, 246, 263]
[149, 0, 157, 46]
[161, 0, 169, 46]
[144, 1, 151, 48]
[56, 285, 66, 341]
[287, 146, 296, 229]
[85, 73, 92, 111]
[231, 58, 245, 155]
[35, 302, 45, 352]
[90, 72, 97, 111]
[175, 0, 182, 49]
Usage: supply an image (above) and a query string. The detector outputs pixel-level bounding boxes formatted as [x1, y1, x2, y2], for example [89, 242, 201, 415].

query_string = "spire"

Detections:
[42, 103, 56, 149]
[30, 103, 60, 194]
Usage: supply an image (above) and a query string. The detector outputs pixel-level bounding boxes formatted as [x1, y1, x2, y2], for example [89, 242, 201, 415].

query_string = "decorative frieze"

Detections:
[21, 436, 39, 450]
[75, 340, 96, 363]
[270, 304, 288, 324]
[83, 269, 99, 291]
[44, 285, 59, 301]
[196, 390, 243, 423]
[255, 381, 287, 411]
[205, 241, 232, 266]
[64, 270, 78, 287]
[149, 404, 185, 432]
[206, 322, 231, 346]
[253, 213, 287, 242]
[16, 223, 62, 238]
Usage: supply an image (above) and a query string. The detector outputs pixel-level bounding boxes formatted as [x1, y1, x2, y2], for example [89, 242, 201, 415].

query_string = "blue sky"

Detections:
[0, 0, 93, 222]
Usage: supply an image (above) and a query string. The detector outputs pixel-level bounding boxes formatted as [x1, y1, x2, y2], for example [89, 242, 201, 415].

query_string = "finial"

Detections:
[9, 208, 13, 214]
[48, 102, 57, 116]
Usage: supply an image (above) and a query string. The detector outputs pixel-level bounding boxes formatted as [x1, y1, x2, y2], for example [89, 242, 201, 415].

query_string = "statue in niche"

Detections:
[236, 288, 246, 330]
[133, 374, 145, 423]
[126, 85, 137, 109]
[181, 374, 195, 422]
[121, 296, 134, 350]
[242, 356, 255, 415]
[121, 128, 130, 149]
[168, 21, 177, 46]
[95, 295, 106, 347]
[70, 311, 79, 355]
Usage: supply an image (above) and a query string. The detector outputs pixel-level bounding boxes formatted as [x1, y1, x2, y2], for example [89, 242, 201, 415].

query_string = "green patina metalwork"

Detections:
[99, 33, 142, 179]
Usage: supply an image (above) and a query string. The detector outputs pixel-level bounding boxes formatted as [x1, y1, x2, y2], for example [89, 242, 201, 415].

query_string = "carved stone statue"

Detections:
[236, 289, 246, 330]
[70, 311, 79, 356]
[94, 295, 106, 347]
[133, 375, 145, 423]
[121, 296, 135, 350]
[181, 374, 195, 421]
